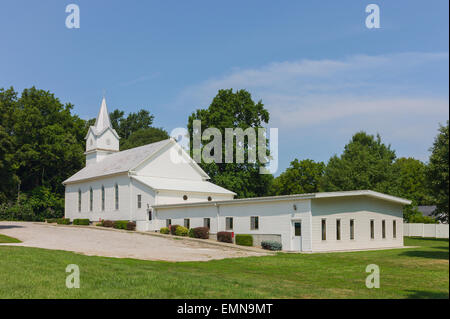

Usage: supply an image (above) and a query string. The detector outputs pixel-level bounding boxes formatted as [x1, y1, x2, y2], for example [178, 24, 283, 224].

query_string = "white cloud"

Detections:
[174, 52, 449, 167]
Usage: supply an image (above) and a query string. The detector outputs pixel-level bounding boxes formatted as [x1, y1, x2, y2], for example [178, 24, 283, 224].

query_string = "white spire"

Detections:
[94, 97, 111, 132]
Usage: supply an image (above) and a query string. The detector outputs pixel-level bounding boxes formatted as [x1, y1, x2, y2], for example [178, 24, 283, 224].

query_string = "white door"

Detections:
[291, 220, 302, 251]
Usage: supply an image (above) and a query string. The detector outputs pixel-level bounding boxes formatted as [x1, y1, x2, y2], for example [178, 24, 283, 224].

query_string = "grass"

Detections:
[0, 233, 21, 243]
[0, 237, 447, 299]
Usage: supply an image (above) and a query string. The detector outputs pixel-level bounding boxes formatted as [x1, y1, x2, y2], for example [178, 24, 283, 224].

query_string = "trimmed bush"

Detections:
[126, 221, 136, 231]
[191, 227, 209, 239]
[45, 218, 58, 223]
[170, 224, 180, 235]
[188, 228, 195, 238]
[73, 219, 90, 225]
[217, 231, 233, 243]
[160, 227, 170, 234]
[102, 220, 114, 227]
[56, 218, 70, 225]
[261, 240, 282, 251]
[175, 226, 189, 236]
[113, 220, 129, 230]
[235, 234, 253, 246]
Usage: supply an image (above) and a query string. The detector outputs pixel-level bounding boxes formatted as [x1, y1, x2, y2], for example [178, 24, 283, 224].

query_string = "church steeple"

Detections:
[84, 97, 120, 166]
[94, 97, 112, 132]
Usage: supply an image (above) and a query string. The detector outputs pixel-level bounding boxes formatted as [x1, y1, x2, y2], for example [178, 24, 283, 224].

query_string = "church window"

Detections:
[101, 185, 105, 211]
[89, 187, 93, 211]
[183, 195, 188, 200]
[78, 189, 82, 212]
[207, 196, 212, 201]
[115, 183, 119, 210]
[137, 194, 142, 209]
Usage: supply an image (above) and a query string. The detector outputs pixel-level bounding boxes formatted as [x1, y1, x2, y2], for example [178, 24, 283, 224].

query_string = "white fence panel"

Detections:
[423, 224, 436, 237]
[404, 223, 449, 239]
[436, 224, 449, 238]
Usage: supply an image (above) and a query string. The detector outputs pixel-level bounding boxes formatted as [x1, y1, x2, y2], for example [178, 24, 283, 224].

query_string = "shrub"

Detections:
[261, 240, 282, 251]
[191, 227, 209, 239]
[0, 199, 36, 221]
[45, 218, 58, 223]
[102, 220, 114, 227]
[73, 219, 90, 225]
[126, 221, 136, 231]
[170, 224, 180, 235]
[217, 231, 233, 243]
[188, 228, 195, 238]
[113, 220, 129, 230]
[235, 234, 253, 246]
[56, 218, 70, 225]
[160, 227, 170, 234]
[175, 226, 189, 236]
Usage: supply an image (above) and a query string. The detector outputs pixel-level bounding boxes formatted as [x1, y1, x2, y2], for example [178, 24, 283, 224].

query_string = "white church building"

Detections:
[64, 98, 411, 252]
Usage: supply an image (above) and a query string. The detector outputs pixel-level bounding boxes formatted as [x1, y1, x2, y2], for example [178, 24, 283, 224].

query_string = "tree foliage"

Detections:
[426, 121, 449, 223]
[187, 89, 272, 198]
[121, 127, 169, 150]
[321, 132, 396, 193]
[271, 159, 325, 195]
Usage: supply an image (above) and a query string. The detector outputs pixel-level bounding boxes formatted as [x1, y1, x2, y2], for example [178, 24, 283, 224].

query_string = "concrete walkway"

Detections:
[0, 221, 267, 262]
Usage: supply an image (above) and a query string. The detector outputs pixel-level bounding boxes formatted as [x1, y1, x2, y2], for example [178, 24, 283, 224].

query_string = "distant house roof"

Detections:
[63, 139, 172, 184]
[132, 176, 236, 195]
[417, 205, 437, 217]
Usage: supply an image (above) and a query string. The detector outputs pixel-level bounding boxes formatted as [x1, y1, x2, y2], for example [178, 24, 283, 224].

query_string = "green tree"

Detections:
[271, 159, 325, 195]
[121, 127, 169, 150]
[1, 87, 85, 197]
[426, 121, 449, 223]
[187, 89, 272, 198]
[0, 126, 16, 202]
[321, 132, 396, 193]
[388, 157, 434, 222]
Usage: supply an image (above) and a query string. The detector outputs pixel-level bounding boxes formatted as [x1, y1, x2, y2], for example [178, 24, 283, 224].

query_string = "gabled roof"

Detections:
[63, 139, 172, 184]
[132, 175, 236, 195]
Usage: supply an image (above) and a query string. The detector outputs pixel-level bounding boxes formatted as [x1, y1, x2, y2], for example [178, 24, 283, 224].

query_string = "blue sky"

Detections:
[0, 0, 448, 174]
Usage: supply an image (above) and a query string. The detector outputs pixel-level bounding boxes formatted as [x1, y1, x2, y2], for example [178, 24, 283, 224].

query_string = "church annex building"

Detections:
[64, 98, 411, 252]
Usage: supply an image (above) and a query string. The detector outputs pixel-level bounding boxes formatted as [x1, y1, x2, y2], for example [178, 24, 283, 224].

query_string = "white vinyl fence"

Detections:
[404, 223, 449, 238]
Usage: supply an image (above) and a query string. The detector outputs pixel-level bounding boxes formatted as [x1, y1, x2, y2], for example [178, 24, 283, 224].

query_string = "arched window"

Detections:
[183, 195, 188, 201]
[101, 185, 105, 211]
[115, 183, 119, 210]
[78, 189, 82, 212]
[89, 187, 93, 211]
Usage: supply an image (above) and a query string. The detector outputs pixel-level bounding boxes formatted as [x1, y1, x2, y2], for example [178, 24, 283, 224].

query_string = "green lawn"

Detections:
[0, 234, 21, 243]
[0, 237, 447, 299]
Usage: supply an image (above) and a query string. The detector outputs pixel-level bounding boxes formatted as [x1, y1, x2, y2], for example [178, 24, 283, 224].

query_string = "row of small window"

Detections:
[166, 216, 260, 230]
[78, 184, 119, 212]
[320, 218, 397, 241]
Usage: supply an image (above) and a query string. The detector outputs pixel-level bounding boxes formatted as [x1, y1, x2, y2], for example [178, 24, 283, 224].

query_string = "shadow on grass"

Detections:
[400, 250, 449, 260]
[407, 290, 449, 299]
[407, 237, 449, 243]
[0, 225, 24, 230]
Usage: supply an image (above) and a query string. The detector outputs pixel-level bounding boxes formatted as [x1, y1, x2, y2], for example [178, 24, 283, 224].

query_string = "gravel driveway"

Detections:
[0, 221, 266, 261]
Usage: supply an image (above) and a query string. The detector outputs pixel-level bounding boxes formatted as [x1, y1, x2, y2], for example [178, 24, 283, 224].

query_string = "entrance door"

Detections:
[292, 221, 302, 251]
